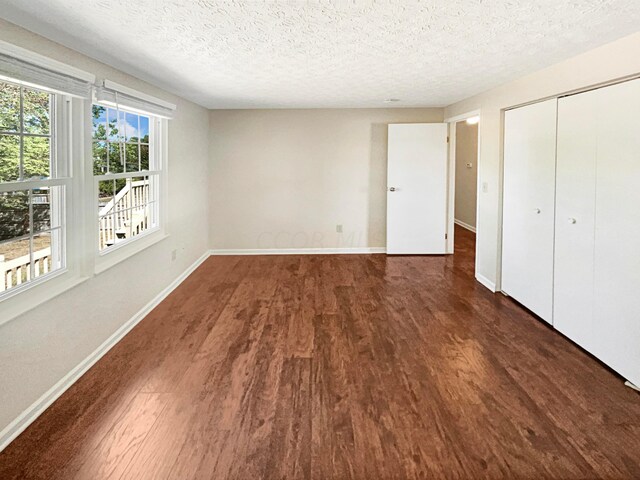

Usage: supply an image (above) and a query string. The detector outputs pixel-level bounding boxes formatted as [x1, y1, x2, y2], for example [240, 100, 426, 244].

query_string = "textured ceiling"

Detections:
[2, 1, 639, 109]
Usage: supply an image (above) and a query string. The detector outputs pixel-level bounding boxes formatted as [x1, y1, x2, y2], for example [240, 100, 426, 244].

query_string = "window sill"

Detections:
[94, 229, 169, 275]
[0, 271, 89, 327]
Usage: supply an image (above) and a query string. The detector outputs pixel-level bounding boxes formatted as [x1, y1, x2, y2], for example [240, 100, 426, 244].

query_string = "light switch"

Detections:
[482, 182, 488, 193]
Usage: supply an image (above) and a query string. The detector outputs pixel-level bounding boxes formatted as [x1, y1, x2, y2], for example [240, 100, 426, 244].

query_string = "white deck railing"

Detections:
[99, 180, 149, 250]
[0, 247, 51, 291]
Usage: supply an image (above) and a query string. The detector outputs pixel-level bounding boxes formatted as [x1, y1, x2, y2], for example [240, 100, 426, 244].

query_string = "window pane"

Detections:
[97, 175, 154, 251]
[48, 227, 63, 271]
[0, 190, 30, 241]
[32, 231, 52, 278]
[139, 115, 149, 142]
[140, 144, 149, 170]
[107, 108, 119, 141]
[125, 143, 139, 172]
[0, 82, 20, 132]
[131, 175, 147, 205]
[0, 236, 31, 290]
[92, 105, 107, 140]
[129, 176, 149, 238]
[117, 111, 127, 141]
[98, 179, 114, 206]
[147, 174, 158, 229]
[93, 141, 107, 174]
[0, 134, 20, 182]
[125, 112, 138, 142]
[0, 236, 29, 262]
[23, 88, 50, 135]
[23, 136, 51, 179]
[32, 187, 60, 233]
[108, 143, 124, 173]
[98, 180, 114, 251]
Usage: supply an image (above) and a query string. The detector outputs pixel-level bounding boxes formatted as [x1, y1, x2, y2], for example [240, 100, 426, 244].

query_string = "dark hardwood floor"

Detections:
[1, 226, 640, 479]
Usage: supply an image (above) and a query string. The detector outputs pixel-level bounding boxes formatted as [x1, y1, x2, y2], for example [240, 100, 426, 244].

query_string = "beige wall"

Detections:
[454, 121, 478, 229]
[209, 108, 443, 250]
[0, 20, 210, 434]
[445, 32, 640, 289]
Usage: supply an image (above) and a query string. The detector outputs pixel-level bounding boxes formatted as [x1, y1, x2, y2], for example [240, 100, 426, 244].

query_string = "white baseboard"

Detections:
[476, 273, 497, 292]
[625, 381, 640, 392]
[454, 219, 476, 233]
[210, 247, 386, 255]
[0, 251, 210, 453]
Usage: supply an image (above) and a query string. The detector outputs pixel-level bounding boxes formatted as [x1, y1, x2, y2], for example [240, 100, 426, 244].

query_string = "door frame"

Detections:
[444, 110, 481, 259]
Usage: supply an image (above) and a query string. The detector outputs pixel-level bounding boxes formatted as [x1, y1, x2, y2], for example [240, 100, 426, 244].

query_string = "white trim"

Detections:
[476, 273, 497, 292]
[446, 109, 483, 283]
[444, 109, 481, 124]
[210, 247, 386, 256]
[625, 381, 640, 392]
[0, 250, 210, 453]
[454, 219, 477, 233]
[103, 80, 176, 111]
[446, 121, 456, 253]
[0, 39, 95, 84]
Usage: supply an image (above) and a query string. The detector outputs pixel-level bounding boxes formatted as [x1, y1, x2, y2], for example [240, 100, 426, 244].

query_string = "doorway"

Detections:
[446, 113, 480, 269]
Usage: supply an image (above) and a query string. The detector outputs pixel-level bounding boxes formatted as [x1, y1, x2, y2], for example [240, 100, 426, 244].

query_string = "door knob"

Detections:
[534, 208, 541, 214]
[389, 187, 396, 192]
[568, 217, 577, 224]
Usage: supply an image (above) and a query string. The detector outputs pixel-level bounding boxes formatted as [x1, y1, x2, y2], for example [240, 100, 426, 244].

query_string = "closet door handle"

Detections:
[568, 217, 577, 224]
[534, 208, 541, 214]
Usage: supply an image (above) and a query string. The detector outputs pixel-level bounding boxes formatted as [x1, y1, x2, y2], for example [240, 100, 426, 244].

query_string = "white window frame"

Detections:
[0, 76, 93, 324]
[0, 82, 69, 299]
[92, 105, 169, 274]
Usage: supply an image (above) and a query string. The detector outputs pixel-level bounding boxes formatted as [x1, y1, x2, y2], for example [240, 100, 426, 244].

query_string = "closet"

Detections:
[502, 99, 557, 324]
[502, 78, 640, 388]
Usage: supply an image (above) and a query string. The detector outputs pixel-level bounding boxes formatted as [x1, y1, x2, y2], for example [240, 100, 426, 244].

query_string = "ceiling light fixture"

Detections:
[466, 116, 480, 125]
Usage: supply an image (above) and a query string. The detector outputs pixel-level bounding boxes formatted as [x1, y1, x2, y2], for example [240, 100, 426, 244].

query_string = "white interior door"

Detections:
[502, 99, 557, 323]
[386, 123, 448, 254]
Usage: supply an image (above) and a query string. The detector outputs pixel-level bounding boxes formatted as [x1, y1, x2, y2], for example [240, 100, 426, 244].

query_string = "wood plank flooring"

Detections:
[1, 226, 640, 479]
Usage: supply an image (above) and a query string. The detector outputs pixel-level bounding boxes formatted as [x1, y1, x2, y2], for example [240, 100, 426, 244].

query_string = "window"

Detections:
[92, 105, 161, 252]
[0, 80, 67, 295]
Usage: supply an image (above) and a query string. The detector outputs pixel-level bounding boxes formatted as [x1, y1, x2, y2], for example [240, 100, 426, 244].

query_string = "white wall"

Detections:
[445, 32, 640, 290]
[209, 108, 443, 250]
[454, 121, 478, 229]
[0, 20, 210, 433]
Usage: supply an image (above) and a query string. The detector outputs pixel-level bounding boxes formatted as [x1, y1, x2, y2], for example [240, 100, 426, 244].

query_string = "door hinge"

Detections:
[445, 233, 448, 239]
[446, 136, 450, 143]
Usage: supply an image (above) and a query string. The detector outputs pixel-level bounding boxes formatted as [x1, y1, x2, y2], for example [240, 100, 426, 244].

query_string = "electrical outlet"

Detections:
[171, 249, 177, 261]
[336, 224, 343, 233]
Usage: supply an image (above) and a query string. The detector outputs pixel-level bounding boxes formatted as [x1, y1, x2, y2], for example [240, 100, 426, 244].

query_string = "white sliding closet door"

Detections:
[555, 78, 640, 387]
[591, 79, 640, 387]
[554, 90, 598, 352]
[502, 99, 557, 323]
